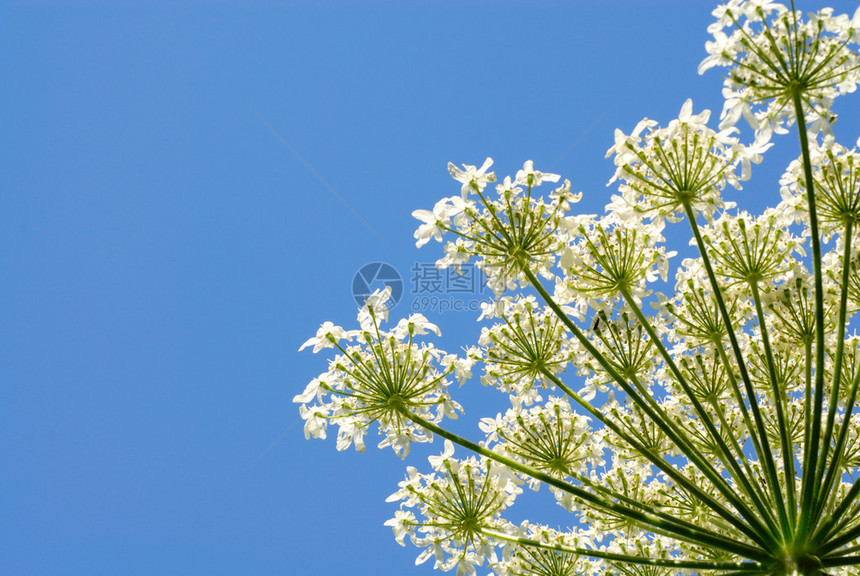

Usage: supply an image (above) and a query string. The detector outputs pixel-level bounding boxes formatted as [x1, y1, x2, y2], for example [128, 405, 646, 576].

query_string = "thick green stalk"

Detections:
[621, 285, 781, 535]
[812, 475, 860, 548]
[715, 342, 770, 486]
[541, 368, 768, 545]
[822, 555, 860, 569]
[710, 394, 776, 517]
[750, 280, 797, 527]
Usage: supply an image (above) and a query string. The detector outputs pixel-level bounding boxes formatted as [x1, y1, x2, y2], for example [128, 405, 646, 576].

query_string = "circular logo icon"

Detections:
[352, 262, 403, 310]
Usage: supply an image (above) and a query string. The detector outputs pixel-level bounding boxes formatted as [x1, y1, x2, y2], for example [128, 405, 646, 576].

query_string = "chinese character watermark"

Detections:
[352, 262, 487, 314]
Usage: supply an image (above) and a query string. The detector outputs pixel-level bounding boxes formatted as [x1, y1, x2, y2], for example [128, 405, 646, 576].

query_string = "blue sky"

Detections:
[3, 2, 859, 575]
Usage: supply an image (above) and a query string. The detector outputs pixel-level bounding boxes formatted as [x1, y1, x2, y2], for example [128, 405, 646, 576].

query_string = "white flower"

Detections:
[298, 321, 352, 352]
[412, 196, 466, 248]
[295, 296, 462, 457]
[701, 1, 860, 141]
[299, 404, 327, 440]
[606, 100, 744, 223]
[428, 439, 456, 470]
[514, 160, 560, 187]
[448, 157, 496, 198]
[292, 377, 322, 404]
[357, 286, 391, 330]
[394, 313, 441, 339]
[298, 4, 860, 574]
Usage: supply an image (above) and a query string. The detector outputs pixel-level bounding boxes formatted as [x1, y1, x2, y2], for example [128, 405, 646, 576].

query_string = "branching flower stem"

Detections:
[682, 200, 792, 539]
[749, 279, 797, 525]
[619, 285, 783, 535]
[477, 527, 767, 572]
[812, 220, 855, 527]
[522, 267, 780, 552]
[398, 407, 771, 561]
[537, 367, 772, 545]
[299, 6, 860, 572]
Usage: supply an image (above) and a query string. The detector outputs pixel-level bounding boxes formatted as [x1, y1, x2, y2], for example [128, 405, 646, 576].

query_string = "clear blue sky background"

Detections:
[3, 2, 859, 575]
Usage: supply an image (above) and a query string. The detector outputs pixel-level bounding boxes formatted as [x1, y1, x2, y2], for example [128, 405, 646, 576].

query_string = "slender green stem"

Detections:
[479, 527, 766, 572]
[793, 88, 827, 543]
[812, 473, 860, 548]
[523, 267, 779, 551]
[812, 220, 855, 530]
[621, 285, 781, 535]
[828, 541, 860, 558]
[750, 280, 797, 528]
[710, 394, 775, 516]
[819, 519, 860, 557]
[399, 407, 769, 559]
[822, 555, 860, 568]
[811, 371, 860, 547]
[804, 338, 813, 481]
[541, 368, 763, 544]
[715, 342, 769, 484]
[683, 200, 790, 538]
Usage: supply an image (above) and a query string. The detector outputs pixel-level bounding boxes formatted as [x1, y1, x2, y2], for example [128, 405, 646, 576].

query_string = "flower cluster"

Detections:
[469, 296, 575, 408]
[479, 397, 605, 486]
[700, 209, 802, 286]
[492, 523, 598, 576]
[606, 99, 754, 224]
[385, 441, 520, 576]
[780, 137, 860, 236]
[299, 2, 860, 574]
[295, 288, 469, 457]
[700, 1, 860, 140]
[558, 214, 675, 307]
[413, 159, 581, 296]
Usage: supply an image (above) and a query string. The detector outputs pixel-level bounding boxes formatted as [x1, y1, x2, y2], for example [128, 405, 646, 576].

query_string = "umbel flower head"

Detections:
[413, 159, 581, 296]
[606, 99, 759, 224]
[385, 441, 520, 576]
[470, 296, 574, 408]
[295, 288, 470, 457]
[780, 137, 860, 236]
[700, 0, 860, 140]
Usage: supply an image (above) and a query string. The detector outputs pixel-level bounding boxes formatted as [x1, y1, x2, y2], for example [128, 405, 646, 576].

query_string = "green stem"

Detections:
[621, 285, 781, 535]
[683, 200, 790, 537]
[819, 520, 860, 557]
[715, 342, 769, 487]
[811, 368, 860, 547]
[793, 88, 827, 543]
[750, 280, 797, 529]
[822, 555, 860, 568]
[811, 220, 855, 529]
[812, 474, 860, 548]
[523, 269, 779, 549]
[400, 407, 768, 559]
[541, 369, 759, 543]
[710, 394, 774, 515]
[523, 267, 779, 550]
[479, 527, 766, 572]
[804, 338, 812, 480]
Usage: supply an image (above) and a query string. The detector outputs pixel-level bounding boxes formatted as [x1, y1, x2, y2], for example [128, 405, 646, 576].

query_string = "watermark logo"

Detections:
[352, 262, 404, 310]
[353, 261, 487, 314]
[410, 262, 487, 313]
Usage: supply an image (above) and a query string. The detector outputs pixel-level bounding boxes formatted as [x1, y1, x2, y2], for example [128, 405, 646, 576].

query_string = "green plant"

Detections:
[297, 2, 860, 574]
